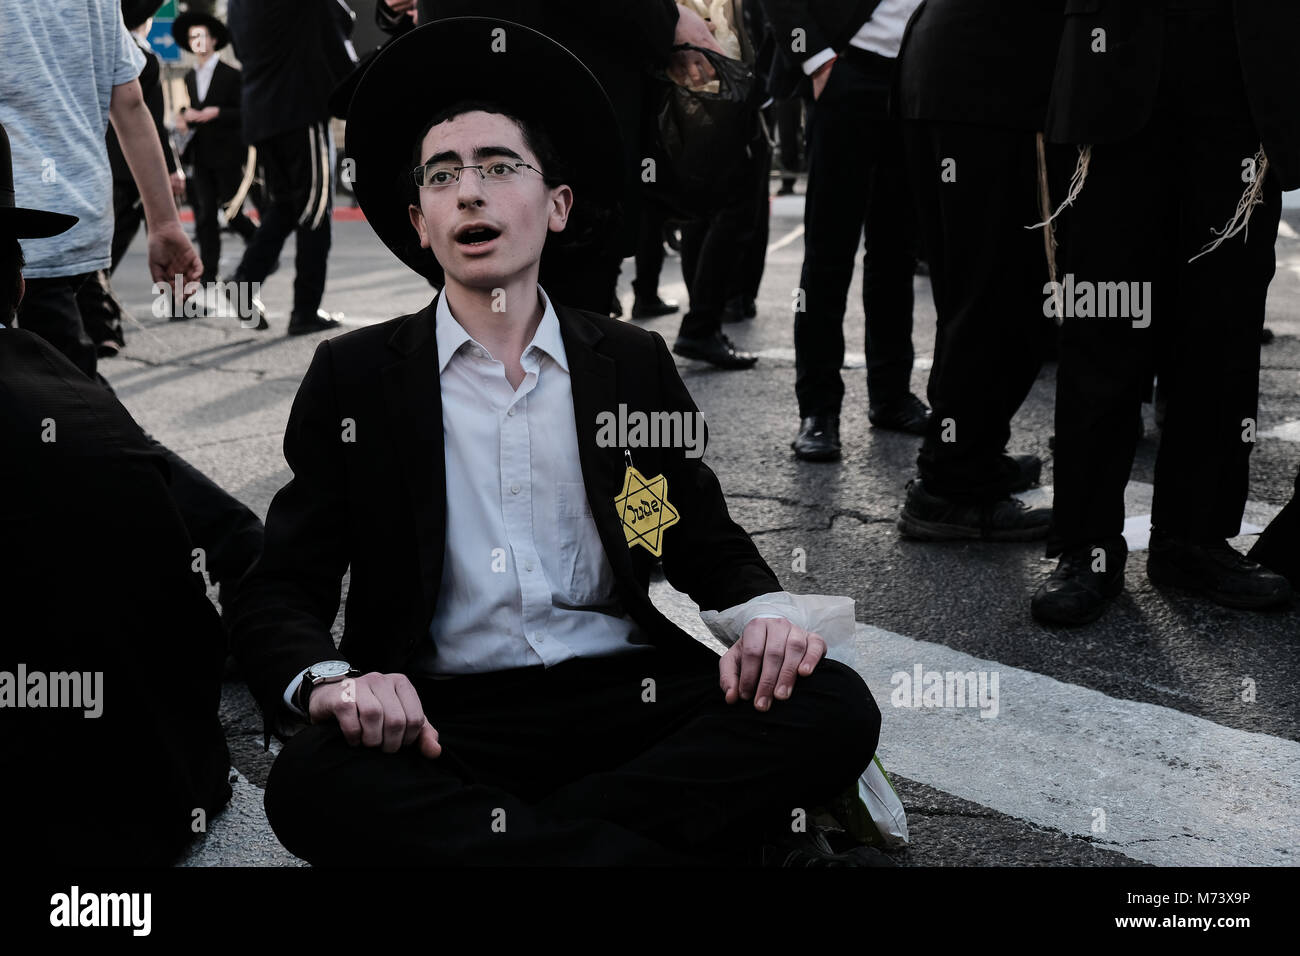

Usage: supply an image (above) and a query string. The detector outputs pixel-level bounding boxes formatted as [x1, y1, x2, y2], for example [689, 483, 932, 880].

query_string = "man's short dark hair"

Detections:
[407, 99, 570, 205]
[1, 235, 23, 322]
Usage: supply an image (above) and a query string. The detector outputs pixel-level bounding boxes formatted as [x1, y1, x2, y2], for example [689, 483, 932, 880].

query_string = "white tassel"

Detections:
[1028, 144, 1092, 231]
[1189, 147, 1269, 263]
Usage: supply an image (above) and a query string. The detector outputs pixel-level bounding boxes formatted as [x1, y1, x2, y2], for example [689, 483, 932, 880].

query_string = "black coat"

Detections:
[230, 296, 782, 737]
[227, 0, 358, 145]
[0, 329, 231, 866]
[1046, 0, 1300, 190]
[181, 59, 248, 170]
[757, 0, 883, 101]
[896, 0, 1065, 131]
[373, 0, 681, 258]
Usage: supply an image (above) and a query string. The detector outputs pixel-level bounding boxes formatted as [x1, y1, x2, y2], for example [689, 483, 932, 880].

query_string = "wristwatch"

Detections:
[293, 660, 360, 713]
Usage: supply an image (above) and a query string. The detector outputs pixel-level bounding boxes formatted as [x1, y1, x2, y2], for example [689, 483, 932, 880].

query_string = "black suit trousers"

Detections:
[233, 122, 333, 320]
[907, 120, 1049, 501]
[191, 158, 258, 281]
[1048, 5, 1281, 555]
[264, 651, 880, 865]
[795, 48, 916, 416]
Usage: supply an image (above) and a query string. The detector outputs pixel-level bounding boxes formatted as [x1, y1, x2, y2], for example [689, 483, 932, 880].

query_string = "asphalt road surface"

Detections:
[99, 191, 1300, 867]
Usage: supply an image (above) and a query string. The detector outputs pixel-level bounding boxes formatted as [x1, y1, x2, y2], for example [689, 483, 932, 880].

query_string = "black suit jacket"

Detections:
[757, 0, 883, 101]
[182, 60, 247, 169]
[0, 328, 231, 865]
[896, 0, 1065, 131]
[231, 296, 782, 733]
[1046, 0, 1300, 190]
[228, 0, 358, 145]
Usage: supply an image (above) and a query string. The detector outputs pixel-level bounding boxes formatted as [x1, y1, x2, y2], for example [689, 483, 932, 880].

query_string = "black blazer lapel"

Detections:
[556, 304, 639, 586]
[380, 295, 447, 621]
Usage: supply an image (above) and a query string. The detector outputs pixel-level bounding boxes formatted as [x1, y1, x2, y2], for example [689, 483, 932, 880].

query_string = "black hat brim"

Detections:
[122, 0, 165, 32]
[0, 207, 79, 240]
[172, 12, 230, 52]
[345, 18, 625, 286]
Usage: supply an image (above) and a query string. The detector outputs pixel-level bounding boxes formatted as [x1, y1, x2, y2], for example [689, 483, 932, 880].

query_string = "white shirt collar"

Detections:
[195, 56, 219, 81]
[434, 284, 568, 374]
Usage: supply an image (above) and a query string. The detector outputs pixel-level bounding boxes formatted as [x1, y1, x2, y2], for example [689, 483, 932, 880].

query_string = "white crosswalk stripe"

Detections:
[648, 581, 1300, 867]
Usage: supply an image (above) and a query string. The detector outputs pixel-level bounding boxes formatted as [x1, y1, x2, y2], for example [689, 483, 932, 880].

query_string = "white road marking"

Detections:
[648, 581, 1300, 867]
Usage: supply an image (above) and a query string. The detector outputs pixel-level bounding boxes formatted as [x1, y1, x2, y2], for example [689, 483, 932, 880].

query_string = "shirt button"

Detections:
[536, 635, 545, 644]
[510, 483, 521, 495]
[507, 407, 516, 416]
[525, 561, 535, 572]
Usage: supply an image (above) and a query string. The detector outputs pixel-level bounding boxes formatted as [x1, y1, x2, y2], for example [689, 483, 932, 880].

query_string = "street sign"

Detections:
[147, 18, 182, 63]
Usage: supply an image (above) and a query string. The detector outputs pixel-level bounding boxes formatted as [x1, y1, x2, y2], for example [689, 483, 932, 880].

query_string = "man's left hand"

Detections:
[719, 617, 826, 711]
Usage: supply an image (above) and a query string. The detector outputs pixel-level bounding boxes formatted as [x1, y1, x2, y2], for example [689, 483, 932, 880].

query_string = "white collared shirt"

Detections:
[194, 55, 219, 104]
[410, 283, 653, 675]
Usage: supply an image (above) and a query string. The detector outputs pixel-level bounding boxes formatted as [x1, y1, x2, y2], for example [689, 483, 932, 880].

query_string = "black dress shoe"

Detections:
[868, 393, 930, 435]
[631, 295, 679, 319]
[1032, 543, 1127, 626]
[287, 309, 343, 336]
[1147, 534, 1292, 610]
[223, 282, 270, 329]
[792, 415, 841, 461]
[898, 478, 1051, 541]
[672, 331, 757, 369]
[1007, 453, 1042, 493]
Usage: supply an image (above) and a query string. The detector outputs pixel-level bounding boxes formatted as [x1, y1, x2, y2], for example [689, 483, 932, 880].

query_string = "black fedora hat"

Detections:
[345, 17, 624, 286]
[122, 0, 165, 32]
[0, 122, 78, 240]
[172, 10, 230, 53]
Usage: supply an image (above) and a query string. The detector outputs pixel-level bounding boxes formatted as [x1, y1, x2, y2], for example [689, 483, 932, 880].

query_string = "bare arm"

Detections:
[109, 78, 202, 287]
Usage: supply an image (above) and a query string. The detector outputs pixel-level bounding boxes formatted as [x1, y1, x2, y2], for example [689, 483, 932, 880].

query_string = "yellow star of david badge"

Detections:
[614, 465, 679, 557]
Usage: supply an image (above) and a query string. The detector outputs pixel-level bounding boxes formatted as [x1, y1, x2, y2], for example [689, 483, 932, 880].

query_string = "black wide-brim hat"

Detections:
[0, 122, 78, 239]
[172, 10, 230, 52]
[122, 0, 165, 32]
[346, 17, 624, 286]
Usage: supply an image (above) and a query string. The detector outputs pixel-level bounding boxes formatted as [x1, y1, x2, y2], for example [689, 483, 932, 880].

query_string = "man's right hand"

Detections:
[307, 671, 441, 758]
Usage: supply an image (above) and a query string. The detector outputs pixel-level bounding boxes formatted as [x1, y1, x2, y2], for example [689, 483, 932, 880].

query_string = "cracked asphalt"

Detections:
[98, 191, 1300, 866]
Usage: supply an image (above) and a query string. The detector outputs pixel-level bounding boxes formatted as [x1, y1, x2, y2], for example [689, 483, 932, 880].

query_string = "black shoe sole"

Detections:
[1030, 592, 1116, 627]
[672, 345, 757, 369]
[897, 512, 1049, 542]
[868, 416, 929, 436]
[1146, 564, 1292, 610]
[792, 442, 841, 462]
[631, 305, 680, 319]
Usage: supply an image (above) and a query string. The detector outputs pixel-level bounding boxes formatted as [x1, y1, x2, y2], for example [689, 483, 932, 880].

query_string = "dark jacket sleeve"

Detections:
[230, 341, 352, 738]
[759, 0, 835, 69]
[648, 331, 782, 611]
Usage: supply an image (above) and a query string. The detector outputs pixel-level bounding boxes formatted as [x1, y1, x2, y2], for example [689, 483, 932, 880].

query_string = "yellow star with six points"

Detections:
[614, 466, 679, 557]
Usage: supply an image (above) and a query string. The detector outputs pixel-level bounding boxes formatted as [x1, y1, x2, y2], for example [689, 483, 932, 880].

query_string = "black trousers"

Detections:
[678, 130, 772, 340]
[907, 121, 1049, 502]
[772, 96, 805, 191]
[795, 47, 917, 416]
[232, 121, 333, 321]
[190, 158, 258, 281]
[265, 649, 880, 866]
[632, 196, 670, 303]
[14, 274, 265, 589]
[1048, 5, 1281, 556]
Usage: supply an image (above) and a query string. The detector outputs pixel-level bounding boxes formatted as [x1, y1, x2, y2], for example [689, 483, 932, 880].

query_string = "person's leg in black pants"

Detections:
[264, 649, 879, 865]
[795, 50, 924, 448]
[775, 96, 804, 194]
[231, 122, 336, 330]
[109, 179, 145, 275]
[74, 269, 127, 354]
[723, 131, 772, 321]
[631, 197, 671, 309]
[908, 121, 1047, 504]
[216, 161, 258, 244]
[671, 164, 759, 369]
[191, 161, 223, 282]
[15, 274, 98, 379]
